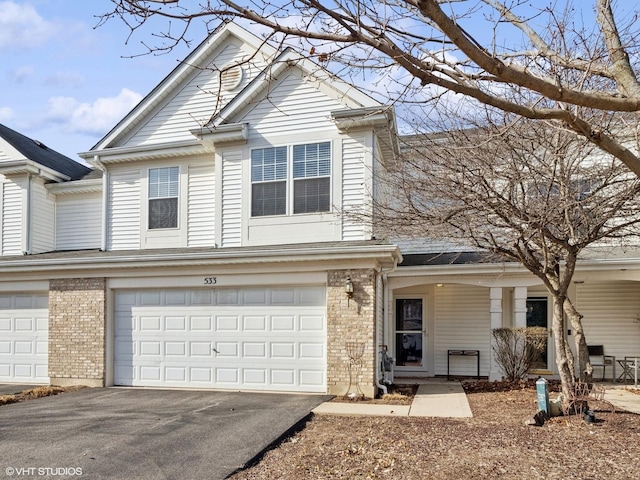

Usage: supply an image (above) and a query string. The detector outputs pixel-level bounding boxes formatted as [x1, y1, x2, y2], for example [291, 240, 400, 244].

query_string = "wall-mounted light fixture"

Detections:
[345, 277, 354, 299]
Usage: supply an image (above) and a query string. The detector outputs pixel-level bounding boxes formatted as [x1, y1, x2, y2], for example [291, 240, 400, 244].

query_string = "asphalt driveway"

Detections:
[0, 387, 331, 479]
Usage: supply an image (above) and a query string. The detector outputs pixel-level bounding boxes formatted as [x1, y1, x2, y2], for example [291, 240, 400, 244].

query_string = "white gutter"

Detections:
[0, 244, 402, 273]
[23, 174, 32, 255]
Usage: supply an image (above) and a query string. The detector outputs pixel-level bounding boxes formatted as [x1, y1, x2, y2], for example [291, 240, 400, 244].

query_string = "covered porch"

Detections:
[382, 253, 640, 383]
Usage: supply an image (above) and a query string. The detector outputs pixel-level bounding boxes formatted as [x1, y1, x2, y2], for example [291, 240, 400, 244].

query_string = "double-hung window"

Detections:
[251, 146, 287, 217]
[293, 142, 331, 214]
[148, 166, 179, 229]
[251, 142, 331, 217]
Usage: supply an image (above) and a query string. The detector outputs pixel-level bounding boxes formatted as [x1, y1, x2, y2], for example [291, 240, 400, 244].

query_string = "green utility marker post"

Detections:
[536, 377, 549, 413]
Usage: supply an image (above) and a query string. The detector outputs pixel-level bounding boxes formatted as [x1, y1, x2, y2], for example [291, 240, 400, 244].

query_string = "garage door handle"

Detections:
[212, 348, 219, 354]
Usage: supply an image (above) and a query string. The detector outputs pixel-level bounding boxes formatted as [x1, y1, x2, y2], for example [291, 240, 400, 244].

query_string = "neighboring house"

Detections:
[0, 22, 639, 394]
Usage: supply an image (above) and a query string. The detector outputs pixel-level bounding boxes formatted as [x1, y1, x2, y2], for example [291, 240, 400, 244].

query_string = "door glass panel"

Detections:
[395, 299, 423, 368]
[526, 297, 548, 370]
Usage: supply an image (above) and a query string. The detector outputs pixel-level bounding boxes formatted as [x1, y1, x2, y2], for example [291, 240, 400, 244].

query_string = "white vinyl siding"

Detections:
[30, 180, 55, 253]
[55, 192, 102, 250]
[242, 70, 346, 139]
[187, 164, 216, 247]
[0, 294, 49, 383]
[221, 149, 242, 247]
[342, 135, 367, 240]
[125, 42, 266, 147]
[2, 180, 23, 255]
[434, 284, 491, 376]
[114, 287, 326, 392]
[108, 169, 141, 250]
[577, 281, 640, 358]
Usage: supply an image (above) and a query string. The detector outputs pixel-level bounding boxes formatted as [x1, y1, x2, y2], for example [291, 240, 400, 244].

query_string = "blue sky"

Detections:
[0, 0, 210, 163]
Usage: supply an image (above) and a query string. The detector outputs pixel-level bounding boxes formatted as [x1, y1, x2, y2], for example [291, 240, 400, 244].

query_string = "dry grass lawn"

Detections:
[231, 383, 640, 479]
[0, 385, 85, 405]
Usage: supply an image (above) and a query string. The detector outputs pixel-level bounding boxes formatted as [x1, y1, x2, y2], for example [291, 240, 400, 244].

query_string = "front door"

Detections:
[394, 298, 426, 372]
[526, 297, 552, 372]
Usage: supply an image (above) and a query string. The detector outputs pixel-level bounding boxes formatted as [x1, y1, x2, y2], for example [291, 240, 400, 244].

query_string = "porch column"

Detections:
[514, 287, 528, 328]
[489, 287, 503, 381]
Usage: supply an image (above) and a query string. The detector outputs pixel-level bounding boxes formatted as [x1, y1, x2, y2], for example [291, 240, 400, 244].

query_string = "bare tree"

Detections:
[100, 1, 640, 176]
[374, 110, 640, 399]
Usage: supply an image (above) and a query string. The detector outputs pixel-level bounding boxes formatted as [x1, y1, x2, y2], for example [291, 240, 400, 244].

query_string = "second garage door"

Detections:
[0, 294, 49, 384]
[114, 286, 326, 392]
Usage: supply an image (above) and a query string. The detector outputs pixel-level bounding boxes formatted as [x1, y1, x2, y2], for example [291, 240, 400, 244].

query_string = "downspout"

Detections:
[376, 262, 399, 395]
[23, 174, 32, 255]
[93, 156, 108, 251]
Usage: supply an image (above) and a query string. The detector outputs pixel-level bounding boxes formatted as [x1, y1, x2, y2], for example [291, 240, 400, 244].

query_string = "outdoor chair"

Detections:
[588, 345, 615, 381]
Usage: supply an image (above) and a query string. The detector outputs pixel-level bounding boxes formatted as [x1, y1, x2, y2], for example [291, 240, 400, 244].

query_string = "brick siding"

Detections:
[48, 278, 106, 386]
[327, 269, 377, 397]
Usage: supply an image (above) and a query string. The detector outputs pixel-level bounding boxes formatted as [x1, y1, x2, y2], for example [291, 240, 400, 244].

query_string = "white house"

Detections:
[0, 22, 638, 395]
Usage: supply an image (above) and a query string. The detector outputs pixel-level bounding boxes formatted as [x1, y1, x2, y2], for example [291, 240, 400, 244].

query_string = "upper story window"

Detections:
[251, 146, 287, 217]
[148, 166, 179, 229]
[251, 142, 331, 217]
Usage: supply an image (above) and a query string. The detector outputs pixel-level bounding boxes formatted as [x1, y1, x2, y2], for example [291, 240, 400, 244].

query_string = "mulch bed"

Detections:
[330, 384, 418, 405]
[230, 380, 640, 479]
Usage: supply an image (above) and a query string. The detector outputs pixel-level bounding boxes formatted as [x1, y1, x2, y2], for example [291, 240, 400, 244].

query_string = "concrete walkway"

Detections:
[312, 380, 473, 418]
[604, 385, 640, 414]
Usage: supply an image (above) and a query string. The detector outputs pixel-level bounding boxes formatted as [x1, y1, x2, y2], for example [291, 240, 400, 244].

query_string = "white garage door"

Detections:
[114, 286, 326, 392]
[0, 294, 49, 384]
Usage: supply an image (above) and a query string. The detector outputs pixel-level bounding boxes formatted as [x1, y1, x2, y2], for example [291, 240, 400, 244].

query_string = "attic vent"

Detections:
[220, 64, 243, 91]
[34, 139, 48, 149]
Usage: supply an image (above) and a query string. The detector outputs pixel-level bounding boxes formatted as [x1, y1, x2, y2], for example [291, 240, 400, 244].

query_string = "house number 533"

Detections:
[204, 277, 217, 285]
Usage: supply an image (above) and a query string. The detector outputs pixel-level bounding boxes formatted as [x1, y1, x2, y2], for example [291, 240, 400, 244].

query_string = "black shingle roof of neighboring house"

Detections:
[0, 124, 93, 180]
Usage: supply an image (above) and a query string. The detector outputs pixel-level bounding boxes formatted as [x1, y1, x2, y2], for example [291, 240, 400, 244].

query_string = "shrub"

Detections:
[492, 327, 548, 382]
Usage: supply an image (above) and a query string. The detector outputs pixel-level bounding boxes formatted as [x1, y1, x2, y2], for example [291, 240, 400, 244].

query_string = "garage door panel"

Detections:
[14, 364, 34, 378]
[243, 369, 266, 385]
[271, 343, 294, 358]
[216, 368, 239, 383]
[243, 316, 266, 330]
[140, 316, 161, 331]
[165, 316, 187, 331]
[300, 370, 324, 387]
[300, 343, 324, 359]
[216, 342, 239, 357]
[243, 343, 266, 357]
[271, 316, 295, 331]
[140, 341, 161, 357]
[140, 366, 161, 381]
[190, 342, 213, 356]
[165, 342, 187, 356]
[300, 315, 324, 331]
[271, 369, 295, 386]
[190, 316, 213, 331]
[216, 316, 239, 331]
[114, 287, 326, 392]
[0, 294, 49, 384]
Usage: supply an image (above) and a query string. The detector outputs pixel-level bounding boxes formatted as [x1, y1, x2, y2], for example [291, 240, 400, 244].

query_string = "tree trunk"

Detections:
[551, 295, 575, 401]
[563, 298, 592, 381]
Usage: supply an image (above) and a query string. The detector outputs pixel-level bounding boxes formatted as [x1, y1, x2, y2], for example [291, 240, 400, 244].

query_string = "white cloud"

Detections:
[43, 71, 85, 88]
[45, 88, 143, 135]
[0, 1, 55, 49]
[0, 107, 14, 122]
[9, 65, 35, 84]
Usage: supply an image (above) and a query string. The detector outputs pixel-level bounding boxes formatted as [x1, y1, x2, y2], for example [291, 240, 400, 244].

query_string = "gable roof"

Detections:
[86, 22, 278, 153]
[205, 47, 384, 128]
[0, 124, 92, 180]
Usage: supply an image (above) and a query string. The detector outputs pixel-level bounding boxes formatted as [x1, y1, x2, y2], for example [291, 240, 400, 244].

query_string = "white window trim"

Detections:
[250, 141, 332, 218]
[147, 166, 180, 230]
